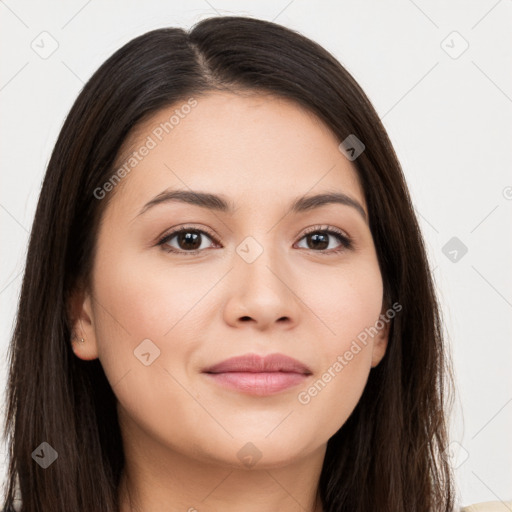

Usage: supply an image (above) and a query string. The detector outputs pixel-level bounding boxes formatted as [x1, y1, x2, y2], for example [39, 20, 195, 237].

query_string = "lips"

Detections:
[202, 353, 313, 396]
[202, 353, 312, 375]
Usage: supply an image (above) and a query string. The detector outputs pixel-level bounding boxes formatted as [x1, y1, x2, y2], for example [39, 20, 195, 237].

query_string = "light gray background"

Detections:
[1, 0, 511, 508]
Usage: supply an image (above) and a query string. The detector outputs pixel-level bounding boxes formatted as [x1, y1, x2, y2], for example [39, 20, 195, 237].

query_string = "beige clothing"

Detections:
[461, 501, 512, 511]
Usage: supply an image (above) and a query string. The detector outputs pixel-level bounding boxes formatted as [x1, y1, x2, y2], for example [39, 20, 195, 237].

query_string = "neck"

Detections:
[118, 434, 325, 512]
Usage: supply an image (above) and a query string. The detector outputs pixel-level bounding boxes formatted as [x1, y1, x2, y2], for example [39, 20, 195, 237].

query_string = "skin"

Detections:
[71, 91, 389, 512]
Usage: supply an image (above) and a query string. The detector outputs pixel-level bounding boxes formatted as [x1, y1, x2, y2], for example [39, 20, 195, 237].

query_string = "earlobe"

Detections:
[68, 287, 100, 361]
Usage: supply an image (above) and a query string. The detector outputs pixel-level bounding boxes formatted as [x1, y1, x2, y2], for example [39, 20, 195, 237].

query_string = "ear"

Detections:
[68, 285, 100, 361]
[370, 304, 391, 368]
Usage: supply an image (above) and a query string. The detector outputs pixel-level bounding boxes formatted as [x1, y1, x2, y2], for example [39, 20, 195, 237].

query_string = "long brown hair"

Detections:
[2, 15, 455, 512]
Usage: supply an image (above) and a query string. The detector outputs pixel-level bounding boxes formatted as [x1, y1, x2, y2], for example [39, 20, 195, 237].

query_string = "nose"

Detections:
[222, 238, 301, 331]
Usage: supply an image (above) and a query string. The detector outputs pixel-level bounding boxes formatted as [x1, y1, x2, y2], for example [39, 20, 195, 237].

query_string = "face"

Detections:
[72, 91, 389, 469]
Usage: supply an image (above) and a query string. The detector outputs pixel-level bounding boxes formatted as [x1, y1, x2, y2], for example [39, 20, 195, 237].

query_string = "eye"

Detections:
[157, 224, 353, 255]
[157, 226, 219, 254]
[295, 225, 353, 254]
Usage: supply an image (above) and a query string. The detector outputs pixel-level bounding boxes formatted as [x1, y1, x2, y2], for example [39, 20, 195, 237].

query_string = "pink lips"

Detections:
[202, 353, 312, 396]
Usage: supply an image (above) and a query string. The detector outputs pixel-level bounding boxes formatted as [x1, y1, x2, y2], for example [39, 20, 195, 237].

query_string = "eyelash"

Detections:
[157, 224, 353, 256]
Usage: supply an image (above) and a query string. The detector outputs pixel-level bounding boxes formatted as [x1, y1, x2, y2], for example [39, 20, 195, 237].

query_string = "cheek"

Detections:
[92, 248, 215, 344]
[90, 253, 216, 447]
[290, 344, 372, 454]
[89, 245, 213, 396]
[295, 255, 384, 345]
[287, 259, 383, 438]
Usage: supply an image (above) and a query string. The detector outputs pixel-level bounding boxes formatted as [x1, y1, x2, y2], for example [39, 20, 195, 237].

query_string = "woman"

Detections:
[1, 14, 496, 512]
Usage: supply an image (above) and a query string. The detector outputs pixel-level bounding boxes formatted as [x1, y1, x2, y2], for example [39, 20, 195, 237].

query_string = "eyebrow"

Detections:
[136, 189, 368, 223]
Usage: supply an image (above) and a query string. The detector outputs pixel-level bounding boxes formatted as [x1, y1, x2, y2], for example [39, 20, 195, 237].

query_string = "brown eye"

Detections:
[296, 226, 353, 254]
[157, 224, 352, 256]
[158, 228, 218, 254]
[305, 232, 329, 250]
[174, 230, 202, 251]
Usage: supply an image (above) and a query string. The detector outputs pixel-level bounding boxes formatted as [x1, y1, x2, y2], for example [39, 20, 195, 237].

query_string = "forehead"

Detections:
[109, 91, 366, 216]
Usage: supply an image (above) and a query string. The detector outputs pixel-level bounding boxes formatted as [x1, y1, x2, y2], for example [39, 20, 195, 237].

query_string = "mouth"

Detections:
[202, 353, 312, 396]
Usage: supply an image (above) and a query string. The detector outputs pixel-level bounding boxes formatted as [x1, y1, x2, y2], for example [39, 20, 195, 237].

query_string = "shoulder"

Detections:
[461, 501, 512, 512]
